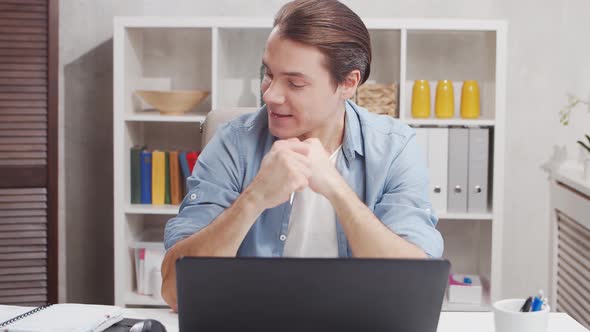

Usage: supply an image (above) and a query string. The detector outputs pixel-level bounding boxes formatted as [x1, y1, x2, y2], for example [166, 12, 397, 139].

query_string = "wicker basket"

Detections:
[354, 83, 398, 117]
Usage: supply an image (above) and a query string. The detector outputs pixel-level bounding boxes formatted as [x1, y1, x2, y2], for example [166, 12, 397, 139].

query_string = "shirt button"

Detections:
[190, 193, 197, 200]
[279, 235, 287, 241]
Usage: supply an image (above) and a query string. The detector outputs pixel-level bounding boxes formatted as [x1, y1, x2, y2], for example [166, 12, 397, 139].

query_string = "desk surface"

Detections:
[123, 308, 589, 332]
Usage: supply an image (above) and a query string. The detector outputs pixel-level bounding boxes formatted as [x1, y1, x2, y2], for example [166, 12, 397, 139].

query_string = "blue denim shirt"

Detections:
[164, 100, 444, 257]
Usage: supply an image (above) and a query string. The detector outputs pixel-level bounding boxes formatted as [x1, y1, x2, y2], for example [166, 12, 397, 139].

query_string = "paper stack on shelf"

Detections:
[132, 241, 165, 297]
[448, 274, 483, 304]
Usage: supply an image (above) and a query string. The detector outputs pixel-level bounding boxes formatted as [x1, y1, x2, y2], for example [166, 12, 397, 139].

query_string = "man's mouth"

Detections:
[270, 111, 293, 118]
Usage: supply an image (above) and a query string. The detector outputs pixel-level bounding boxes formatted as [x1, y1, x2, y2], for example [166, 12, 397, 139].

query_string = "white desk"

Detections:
[123, 309, 589, 332]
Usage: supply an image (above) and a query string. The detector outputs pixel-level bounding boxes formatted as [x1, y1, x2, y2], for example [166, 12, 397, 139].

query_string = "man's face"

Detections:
[261, 28, 344, 140]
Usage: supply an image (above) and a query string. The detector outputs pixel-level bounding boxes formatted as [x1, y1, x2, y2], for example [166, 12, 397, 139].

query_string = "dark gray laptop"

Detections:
[176, 257, 450, 332]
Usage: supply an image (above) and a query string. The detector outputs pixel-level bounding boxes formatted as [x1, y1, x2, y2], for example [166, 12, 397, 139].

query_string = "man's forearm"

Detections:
[174, 190, 264, 257]
[326, 180, 427, 259]
[161, 190, 264, 309]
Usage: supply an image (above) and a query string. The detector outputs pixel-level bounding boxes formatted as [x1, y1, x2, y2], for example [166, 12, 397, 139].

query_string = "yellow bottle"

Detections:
[411, 80, 431, 118]
[460, 80, 481, 119]
[435, 80, 454, 119]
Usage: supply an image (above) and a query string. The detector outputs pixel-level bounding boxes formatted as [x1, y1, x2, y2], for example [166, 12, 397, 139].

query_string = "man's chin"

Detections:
[269, 126, 299, 140]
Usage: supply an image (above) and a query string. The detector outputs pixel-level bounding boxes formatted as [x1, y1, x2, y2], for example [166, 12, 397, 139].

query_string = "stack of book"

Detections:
[130, 147, 200, 205]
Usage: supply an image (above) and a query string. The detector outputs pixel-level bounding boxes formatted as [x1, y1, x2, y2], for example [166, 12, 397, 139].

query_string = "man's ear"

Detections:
[339, 70, 361, 100]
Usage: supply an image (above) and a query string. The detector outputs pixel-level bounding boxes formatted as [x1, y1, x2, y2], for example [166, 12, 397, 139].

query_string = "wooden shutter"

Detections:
[556, 210, 590, 329]
[0, 0, 58, 305]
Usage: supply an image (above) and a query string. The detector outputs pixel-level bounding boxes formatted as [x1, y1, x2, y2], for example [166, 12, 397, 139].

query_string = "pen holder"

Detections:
[493, 299, 549, 332]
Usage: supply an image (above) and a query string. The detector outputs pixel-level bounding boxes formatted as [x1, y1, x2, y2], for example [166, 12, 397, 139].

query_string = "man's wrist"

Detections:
[240, 185, 268, 215]
[324, 174, 353, 204]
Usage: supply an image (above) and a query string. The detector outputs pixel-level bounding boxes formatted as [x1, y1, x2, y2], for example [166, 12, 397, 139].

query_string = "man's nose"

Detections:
[263, 81, 286, 105]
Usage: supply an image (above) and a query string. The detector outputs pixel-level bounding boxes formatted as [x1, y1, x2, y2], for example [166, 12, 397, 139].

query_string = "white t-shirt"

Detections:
[282, 146, 342, 257]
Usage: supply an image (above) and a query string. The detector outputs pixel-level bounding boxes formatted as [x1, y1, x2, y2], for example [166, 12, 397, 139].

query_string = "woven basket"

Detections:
[355, 83, 398, 117]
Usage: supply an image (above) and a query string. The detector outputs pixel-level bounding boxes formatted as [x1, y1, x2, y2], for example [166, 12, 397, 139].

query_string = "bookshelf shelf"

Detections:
[405, 119, 496, 127]
[443, 286, 491, 312]
[125, 204, 179, 215]
[125, 291, 167, 307]
[439, 211, 493, 221]
[124, 110, 207, 123]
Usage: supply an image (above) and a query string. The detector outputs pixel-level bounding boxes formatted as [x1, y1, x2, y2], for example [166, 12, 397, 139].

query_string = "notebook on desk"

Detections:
[0, 303, 124, 332]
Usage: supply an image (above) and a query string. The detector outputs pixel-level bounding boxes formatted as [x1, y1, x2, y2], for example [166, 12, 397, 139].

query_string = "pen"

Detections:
[533, 289, 546, 312]
[520, 296, 532, 312]
[531, 296, 543, 311]
[539, 290, 548, 306]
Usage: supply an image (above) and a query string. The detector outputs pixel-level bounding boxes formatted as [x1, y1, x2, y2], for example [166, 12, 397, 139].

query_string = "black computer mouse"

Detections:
[129, 319, 167, 332]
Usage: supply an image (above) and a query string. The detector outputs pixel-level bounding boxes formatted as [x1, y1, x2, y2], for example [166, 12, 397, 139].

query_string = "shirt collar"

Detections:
[342, 100, 365, 163]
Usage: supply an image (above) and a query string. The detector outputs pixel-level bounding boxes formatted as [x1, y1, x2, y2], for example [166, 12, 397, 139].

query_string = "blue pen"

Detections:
[531, 296, 543, 311]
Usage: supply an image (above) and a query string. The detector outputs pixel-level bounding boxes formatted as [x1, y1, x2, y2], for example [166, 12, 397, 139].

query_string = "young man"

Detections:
[161, 0, 443, 310]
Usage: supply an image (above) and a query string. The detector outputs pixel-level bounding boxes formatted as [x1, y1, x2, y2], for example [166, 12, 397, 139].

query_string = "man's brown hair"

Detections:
[273, 0, 372, 87]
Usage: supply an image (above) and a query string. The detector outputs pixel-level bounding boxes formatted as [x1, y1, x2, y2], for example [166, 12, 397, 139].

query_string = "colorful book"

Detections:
[130, 146, 144, 204]
[151, 151, 166, 205]
[179, 151, 190, 195]
[187, 151, 198, 173]
[140, 150, 152, 204]
[164, 151, 171, 204]
[169, 151, 182, 205]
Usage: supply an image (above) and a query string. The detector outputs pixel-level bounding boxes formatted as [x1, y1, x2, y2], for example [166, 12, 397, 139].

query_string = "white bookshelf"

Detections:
[113, 17, 507, 310]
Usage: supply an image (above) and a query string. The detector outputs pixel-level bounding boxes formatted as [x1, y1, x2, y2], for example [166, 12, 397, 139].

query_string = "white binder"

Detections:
[427, 128, 449, 214]
[467, 128, 490, 213]
[447, 128, 469, 213]
[413, 128, 429, 165]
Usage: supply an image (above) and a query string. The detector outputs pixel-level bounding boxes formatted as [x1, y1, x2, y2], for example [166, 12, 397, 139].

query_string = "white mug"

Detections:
[493, 298, 549, 332]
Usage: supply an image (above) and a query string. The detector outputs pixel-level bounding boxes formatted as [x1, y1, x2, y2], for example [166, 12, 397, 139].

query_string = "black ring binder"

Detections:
[0, 304, 52, 328]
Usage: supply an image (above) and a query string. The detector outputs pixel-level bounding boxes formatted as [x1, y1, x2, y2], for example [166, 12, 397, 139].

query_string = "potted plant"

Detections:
[560, 94, 590, 180]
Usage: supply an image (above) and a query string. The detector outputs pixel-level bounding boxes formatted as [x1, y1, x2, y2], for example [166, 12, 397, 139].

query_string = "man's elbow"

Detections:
[423, 234, 444, 259]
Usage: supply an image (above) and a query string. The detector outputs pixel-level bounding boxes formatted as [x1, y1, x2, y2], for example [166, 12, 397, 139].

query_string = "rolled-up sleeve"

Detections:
[373, 133, 444, 258]
[164, 123, 242, 250]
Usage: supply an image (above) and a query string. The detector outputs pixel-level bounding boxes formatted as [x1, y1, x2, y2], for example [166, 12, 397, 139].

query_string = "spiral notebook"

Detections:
[0, 303, 124, 332]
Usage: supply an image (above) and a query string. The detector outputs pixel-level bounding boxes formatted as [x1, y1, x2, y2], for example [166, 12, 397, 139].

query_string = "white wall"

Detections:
[59, 0, 590, 303]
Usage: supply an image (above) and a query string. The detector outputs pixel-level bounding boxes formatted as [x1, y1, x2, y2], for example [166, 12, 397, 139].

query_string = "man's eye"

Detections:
[289, 81, 304, 88]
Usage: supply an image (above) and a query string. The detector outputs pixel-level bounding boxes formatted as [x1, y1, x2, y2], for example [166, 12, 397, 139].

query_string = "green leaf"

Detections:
[567, 94, 576, 103]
